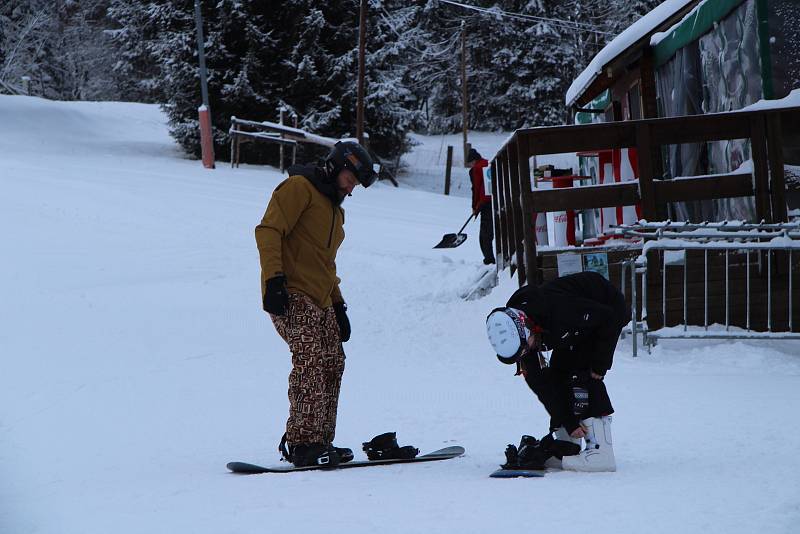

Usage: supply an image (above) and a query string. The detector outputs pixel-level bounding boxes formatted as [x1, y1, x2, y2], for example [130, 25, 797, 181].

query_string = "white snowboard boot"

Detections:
[543, 427, 584, 469]
[562, 416, 616, 472]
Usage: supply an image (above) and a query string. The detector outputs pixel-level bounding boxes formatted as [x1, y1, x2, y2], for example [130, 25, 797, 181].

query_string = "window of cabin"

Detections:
[628, 83, 642, 120]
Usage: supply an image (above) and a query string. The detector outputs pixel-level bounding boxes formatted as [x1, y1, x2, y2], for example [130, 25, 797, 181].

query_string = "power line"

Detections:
[438, 0, 613, 36]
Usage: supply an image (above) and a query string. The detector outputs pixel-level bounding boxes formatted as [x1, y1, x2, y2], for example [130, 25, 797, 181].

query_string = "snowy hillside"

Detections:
[1, 96, 799, 534]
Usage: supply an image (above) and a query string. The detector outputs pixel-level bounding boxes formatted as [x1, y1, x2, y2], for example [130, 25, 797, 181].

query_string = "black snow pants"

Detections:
[521, 342, 617, 436]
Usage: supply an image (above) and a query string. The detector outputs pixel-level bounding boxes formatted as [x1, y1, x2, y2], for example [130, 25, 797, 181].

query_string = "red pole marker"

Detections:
[198, 105, 215, 169]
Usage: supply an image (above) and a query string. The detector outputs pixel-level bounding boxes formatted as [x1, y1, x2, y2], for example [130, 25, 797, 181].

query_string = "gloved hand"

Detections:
[263, 275, 288, 316]
[332, 302, 350, 342]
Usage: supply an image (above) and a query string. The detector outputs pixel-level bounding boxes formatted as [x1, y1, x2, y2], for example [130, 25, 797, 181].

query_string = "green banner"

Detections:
[653, 0, 747, 67]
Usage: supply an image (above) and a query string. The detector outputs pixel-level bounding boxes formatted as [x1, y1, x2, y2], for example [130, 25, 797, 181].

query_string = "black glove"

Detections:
[263, 275, 288, 315]
[333, 302, 350, 342]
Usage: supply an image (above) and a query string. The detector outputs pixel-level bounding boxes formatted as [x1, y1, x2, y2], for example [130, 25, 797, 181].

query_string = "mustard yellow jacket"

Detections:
[256, 174, 345, 309]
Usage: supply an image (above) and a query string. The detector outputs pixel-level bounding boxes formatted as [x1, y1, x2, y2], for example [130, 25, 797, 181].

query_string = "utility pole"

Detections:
[461, 20, 469, 166]
[194, 0, 215, 169]
[356, 0, 367, 146]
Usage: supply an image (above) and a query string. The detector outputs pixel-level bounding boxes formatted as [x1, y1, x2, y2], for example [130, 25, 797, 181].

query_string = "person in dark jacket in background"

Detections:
[467, 148, 495, 265]
[486, 271, 627, 472]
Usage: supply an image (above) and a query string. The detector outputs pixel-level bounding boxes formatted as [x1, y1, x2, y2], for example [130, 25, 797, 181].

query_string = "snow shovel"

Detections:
[434, 213, 475, 249]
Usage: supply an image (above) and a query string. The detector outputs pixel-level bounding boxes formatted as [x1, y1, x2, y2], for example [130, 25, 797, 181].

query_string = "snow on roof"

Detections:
[739, 88, 800, 111]
[650, 0, 710, 47]
[565, 0, 695, 107]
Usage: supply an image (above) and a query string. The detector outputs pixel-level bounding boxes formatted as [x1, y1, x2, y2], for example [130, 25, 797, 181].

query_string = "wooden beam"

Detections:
[653, 174, 754, 202]
[495, 154, 506, 268]
[490, 159, 502, 267]
[639, 48, 658, 119]
[766, 113, 788, 222]
[527, 182, 640, 213]
[636, 122, 659, 220]
[507, 138, 525, 286]
[750, 116, 772, 223]
[497, 107, 800, 168]
[516, 122, 637, 157]
[648, 113, 752, 145]
[516, 138, 536, 286]
[499, 150, 512, 267]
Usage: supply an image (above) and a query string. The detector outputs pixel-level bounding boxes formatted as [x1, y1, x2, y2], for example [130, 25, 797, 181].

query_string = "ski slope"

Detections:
[1, 95, 799, 534]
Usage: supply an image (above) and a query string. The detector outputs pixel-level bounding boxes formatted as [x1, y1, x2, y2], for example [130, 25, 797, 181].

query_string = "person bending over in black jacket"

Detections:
[486, 271, 627, 472]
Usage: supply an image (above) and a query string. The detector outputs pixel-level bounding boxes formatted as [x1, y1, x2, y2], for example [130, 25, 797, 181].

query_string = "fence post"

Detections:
[750, 116, 772, 223]
[292, 114, 298, 166]
[766, 113, 787, 222]
[499, 153, 514, 277]
[229, 116, 235, 168]
[516, 135, 537, 286]
[632, 259, 639, 357]
[636, 122, 658, 220]
[279, 108, 286, 173]
[491, 159, 503, 270]
[444, 145, 453, 195]
[508, 138, 525, 286]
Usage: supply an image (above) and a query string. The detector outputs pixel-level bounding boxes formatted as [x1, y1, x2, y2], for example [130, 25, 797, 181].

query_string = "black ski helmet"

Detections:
[325, 141, 378, 188]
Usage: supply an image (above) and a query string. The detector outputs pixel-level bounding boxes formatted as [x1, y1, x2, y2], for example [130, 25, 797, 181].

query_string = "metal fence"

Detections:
[625, 237, 800, 356]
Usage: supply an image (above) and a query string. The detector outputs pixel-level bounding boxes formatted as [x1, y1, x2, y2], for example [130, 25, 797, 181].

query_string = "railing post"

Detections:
[230, 116, 236, 169]
[499, 149, 514, 272]
[292, 114, 299, 166]
[766, 113, 788, 222]
[496, 151, 509, 269]
[631, 259, 638, 357]
[750, 115, 772, 223]
[508, 138, 525, 285]
[516, 135, 537, 286]
[636, 122, 660, 221]
[491, 159, 503, 270]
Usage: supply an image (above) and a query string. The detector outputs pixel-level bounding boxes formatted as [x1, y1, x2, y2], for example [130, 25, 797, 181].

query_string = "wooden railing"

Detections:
[491, 106, 800, 286]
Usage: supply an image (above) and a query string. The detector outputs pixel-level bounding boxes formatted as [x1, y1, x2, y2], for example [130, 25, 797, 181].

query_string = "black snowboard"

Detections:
[489, 468, 545, 478]
[227, 445, 464, 474]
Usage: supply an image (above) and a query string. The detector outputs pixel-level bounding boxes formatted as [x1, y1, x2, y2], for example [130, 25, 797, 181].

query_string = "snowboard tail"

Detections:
[227, 445, 464, 474]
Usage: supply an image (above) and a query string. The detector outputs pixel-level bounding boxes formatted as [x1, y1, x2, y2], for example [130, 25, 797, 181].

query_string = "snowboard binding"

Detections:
[501, 433, 582, 470]
[278, 433, 353, 466]
[362, 432, 419, 461]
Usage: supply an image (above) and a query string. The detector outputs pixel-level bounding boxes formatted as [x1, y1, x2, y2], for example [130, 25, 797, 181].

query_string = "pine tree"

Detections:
[106, 1, 167, 103]
[0, 0, 54, 95]
[106, 0, 422, 165]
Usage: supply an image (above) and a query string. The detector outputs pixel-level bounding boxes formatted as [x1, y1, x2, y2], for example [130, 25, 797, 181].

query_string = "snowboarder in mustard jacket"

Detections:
[255, 141, 377, 468]
[486, 271, 627, 471]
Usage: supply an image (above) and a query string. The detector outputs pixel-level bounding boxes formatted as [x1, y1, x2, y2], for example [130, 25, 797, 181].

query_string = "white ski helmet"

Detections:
[486, 307, 530, 363]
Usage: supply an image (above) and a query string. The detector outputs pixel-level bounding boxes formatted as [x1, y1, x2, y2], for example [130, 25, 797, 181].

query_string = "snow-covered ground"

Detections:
[1, 95, 799, 534]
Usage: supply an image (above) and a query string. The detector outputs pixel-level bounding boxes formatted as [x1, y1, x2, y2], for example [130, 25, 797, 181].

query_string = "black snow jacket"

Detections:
[506, 271, 627, 375]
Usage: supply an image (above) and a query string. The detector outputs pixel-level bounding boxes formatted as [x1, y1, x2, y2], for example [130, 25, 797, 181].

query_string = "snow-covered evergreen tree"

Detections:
[0, 1, 54, 95]
[107, 0, 421, 164]
[2, 0, 663, 159]
[402, 0, 660, 132]
[0, 0, 120, 100]
[106, 1, 167, 103]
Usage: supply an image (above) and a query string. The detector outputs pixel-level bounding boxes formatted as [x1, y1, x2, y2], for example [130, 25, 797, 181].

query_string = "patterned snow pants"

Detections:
[271, 292, 345, 445]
